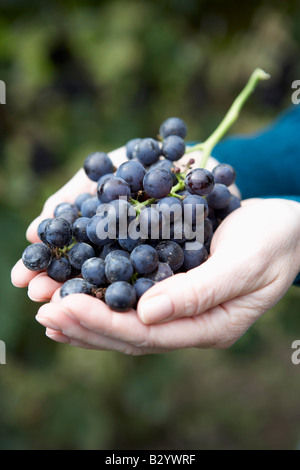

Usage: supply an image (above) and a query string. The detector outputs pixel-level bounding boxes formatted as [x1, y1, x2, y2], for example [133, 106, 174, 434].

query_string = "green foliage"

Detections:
[0, 0, 300, 450]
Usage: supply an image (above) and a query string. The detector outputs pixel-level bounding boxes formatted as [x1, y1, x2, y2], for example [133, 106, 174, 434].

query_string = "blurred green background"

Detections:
[1, 0, 300, 450]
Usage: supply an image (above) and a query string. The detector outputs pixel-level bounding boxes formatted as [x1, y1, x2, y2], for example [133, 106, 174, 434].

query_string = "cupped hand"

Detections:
[35, 198, 300, 355]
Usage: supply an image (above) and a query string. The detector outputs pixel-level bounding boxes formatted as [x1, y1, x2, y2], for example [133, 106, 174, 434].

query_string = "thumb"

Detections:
[137, 253, 248, 324]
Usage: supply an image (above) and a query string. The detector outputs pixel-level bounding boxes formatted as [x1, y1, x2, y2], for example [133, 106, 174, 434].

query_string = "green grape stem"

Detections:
[186, 68, 270, 168]
[130, 68, 270, 210]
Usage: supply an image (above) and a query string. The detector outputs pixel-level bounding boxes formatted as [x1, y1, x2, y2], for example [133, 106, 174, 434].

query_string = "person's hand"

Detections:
[34, 197, 300, 355]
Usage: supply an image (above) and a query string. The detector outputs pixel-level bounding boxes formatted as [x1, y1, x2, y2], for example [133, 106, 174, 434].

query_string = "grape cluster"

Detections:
[22, 117, 240, 312]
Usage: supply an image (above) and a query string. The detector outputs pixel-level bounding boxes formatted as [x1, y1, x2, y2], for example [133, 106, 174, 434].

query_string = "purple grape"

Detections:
[155, 240, 184, 272]
[133, 138, 161, 166]
[143, 168, 173, 199]
[67, 242, 95, 270]
[105, 256, 134, 283]
[145, 262, 173, 282]
[126, 138, 142, 160]
[212, 163, 236, 187]
[206, 183, 231, 209]
[185, 168, 215, 196]
[134, 278, 155, 299]
[97, 176, 131, 204]
[81, 257, 106, 286]
[60, 278, 92, 298]
[116, 160, 146, 193]
[47, 257, 72, 282]
[105, 281, 136, 312]
[161, 135, 186, 161]
[130, 244, 159, 274]
[159, 117, 187, 139]
[84, 152, 114, 182]
[182, 241, 208, 270]
[44, 218, 73, 248]
[22, 243, 52, 271]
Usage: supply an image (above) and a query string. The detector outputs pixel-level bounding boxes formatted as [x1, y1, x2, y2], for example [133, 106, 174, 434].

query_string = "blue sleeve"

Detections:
[208, 105, 300, 286]
[212, 105, 300, 202]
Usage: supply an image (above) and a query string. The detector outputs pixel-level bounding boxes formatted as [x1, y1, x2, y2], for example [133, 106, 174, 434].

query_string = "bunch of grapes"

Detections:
[21, 69, 270, 312]
[22, 116, 239, 312]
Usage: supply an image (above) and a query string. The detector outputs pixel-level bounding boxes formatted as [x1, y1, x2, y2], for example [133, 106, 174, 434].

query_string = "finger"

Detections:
[136, 252, 251, 324]
[35, 293, 231, 351]
[11, 259, 40, 287]
[36, 302, 145, 354]
[28, 272, 62, 302]
[45, 329, 71, 344]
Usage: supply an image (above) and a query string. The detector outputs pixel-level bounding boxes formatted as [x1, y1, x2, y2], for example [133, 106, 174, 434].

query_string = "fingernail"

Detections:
[35, 314, 61, 331]
[46, 331, 70, 343]
[28, 290, 44, 302]
[139, 295, 173, 324]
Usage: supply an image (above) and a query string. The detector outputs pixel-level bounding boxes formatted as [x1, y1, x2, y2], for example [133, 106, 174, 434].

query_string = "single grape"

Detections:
[137, 207, 166, 240]
[185, 168, 215, 196]
[60, 278, 92, 298]
[97, 199, 135, 236]
[84, 152, 114, 182]
[212, 163, 236, 187]
[116, 160, 146, 193]
[105, 256, 133, 283]
[86, 214, 115, 246]
[37, 218, 52, 244]
[156, 196, 182, 223]
[126, 138, 142, 160]
[203, 218, 213, 243]
[130, 244, 159, 274]
[161, 135, 186, 161]
[22, 243, 52, 271]
[80, 196, 99, 218]
[81, 257, 106, 286]
[44, 218, 73, 248]
[72, 217, 90, 243]
[215, 194, 241, 219]
[169, 220, 193, 244]
[191, 217, 214, 245]
[134, 278, 155, 299]
[74, 192, 92, 211]
[159, 117, 187, 139]
[118, 233, 142, 252]
[145, 262, 173, 282]
[206, 183, 231, 209]
[99, 241, 122, 260]
[97, 176, 131, 204]
[177, 189, 190, 197]
[149, 158, 177, 185]
[155, 240, 184, 272]
[182, 194, 208, 225]
[67, 242, 95, 270]
[54, 203, 79, 224]
[143, 168, 173, 199]
[132, 138, 161, 166]
[182, 241, 208, 270]
[105, 249, 130, 262]
[105, 281, 137, 312]
[47, 257, 72, 282]
[97, 173, 115, 187]
[207, 207, 220, 232]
